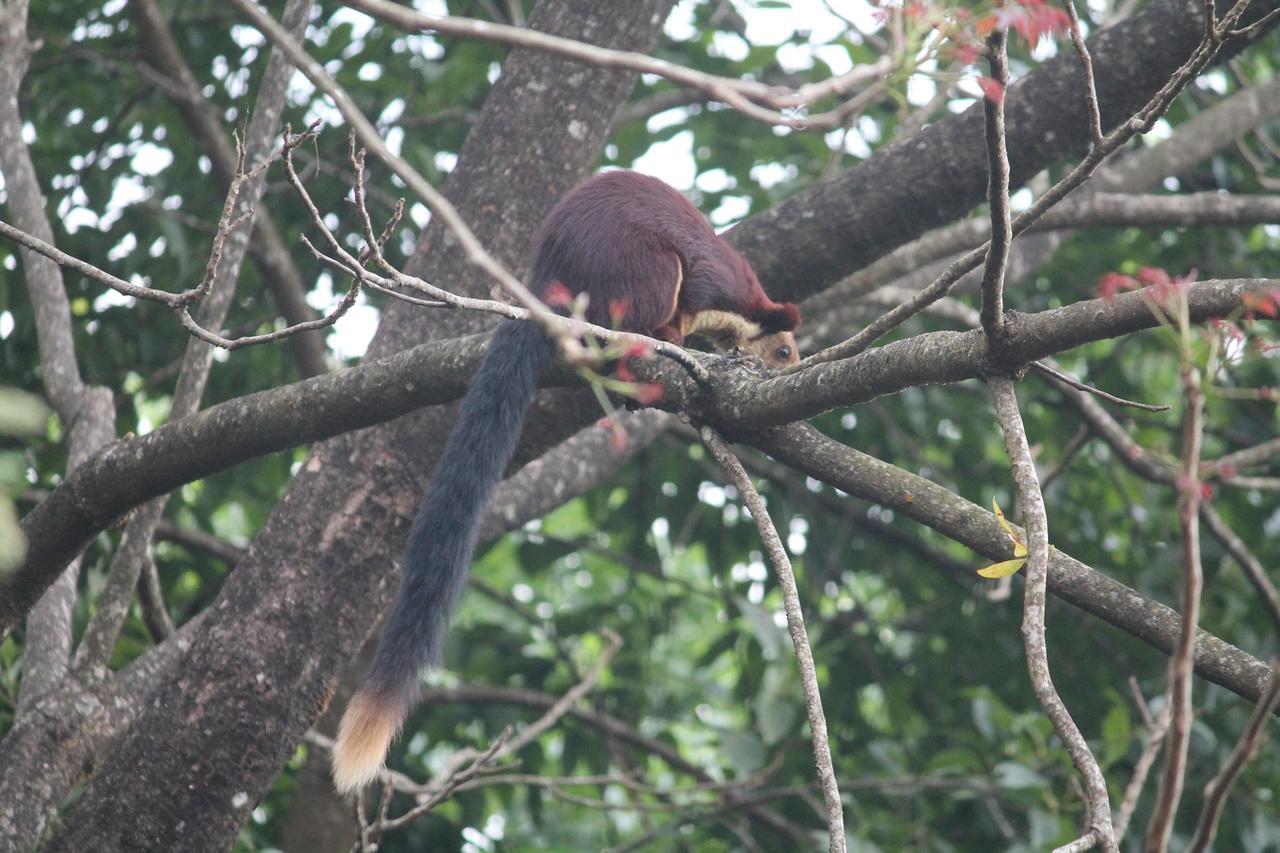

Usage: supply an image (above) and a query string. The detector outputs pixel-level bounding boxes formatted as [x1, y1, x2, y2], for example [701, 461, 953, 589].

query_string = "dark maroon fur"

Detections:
[527, 171, 799, 338]
[355, 173, 799, 768]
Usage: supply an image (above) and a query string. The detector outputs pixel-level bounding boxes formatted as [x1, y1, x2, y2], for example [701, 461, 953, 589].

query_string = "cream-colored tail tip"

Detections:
[332, 690, 401, 795]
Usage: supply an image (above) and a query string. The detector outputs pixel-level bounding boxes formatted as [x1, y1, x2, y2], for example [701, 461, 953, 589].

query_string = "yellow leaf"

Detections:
[977, 558, 1027, 579]
[992, 498, 1027, 556]
[992, 498, 1012, 535]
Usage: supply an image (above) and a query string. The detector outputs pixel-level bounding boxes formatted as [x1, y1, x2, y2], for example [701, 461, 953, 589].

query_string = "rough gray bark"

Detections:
[11, 0, 1280, 632]
[44, 1, 676, 850]
[0, 1, 312, 847]
[11, 0, 1279, 847]
[9, 278, 1275, 635]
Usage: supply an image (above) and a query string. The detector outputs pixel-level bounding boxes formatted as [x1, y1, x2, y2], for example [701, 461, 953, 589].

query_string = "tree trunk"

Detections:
[45, 1, 675, 849]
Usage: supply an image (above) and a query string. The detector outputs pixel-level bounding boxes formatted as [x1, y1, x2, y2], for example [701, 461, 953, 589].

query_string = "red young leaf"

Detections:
[1020, 4, 1071, 44]
[609, 297, 632, 325]
[904, 0, 929, 21]
[953, 43, 981, 65]
[543, 281, 574, 308]
[1241, 290, 1279, 319]
[1098, 272, 1137, 300]
[633, 383, 664, 405]
[1141, 267, 1193, 308]
[1210, 319, 1245, 344]
[977, 76, 1004, 103]
[1136, 266, 1172, 287]
[609, 424, 629, 453]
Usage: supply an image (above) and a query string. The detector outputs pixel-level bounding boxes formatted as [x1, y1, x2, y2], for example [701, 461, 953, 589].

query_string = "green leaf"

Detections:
[994, 761, 1047, 789]
[0, 388, 51, 436]
[1101, 703, 1133, 767]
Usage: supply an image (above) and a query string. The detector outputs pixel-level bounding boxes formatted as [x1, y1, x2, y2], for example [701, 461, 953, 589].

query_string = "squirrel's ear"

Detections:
[760, 303, 800, 334]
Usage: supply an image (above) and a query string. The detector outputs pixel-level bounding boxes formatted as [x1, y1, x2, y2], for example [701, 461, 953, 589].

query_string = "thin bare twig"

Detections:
[1187, 661, 1280, 851]
[1113, 698, 1172, 840]
[1199, 504, 1280, 632]
[318, 631, 628, 848]
[130, 0, 329, 377]
[136, 554, 175, 641]
[1032, 361, 1170, 412]
[796, 0, 1257, 371]
[989, 379, 1116, 852]
[225, 0, 565, 340]
[979, 31, 1012, 343]
[1040, 426, 1092, 491]
[0, 125, 363, 352]
[74, 6, 318, 665]
[297, 132, 707, 380]
[228, 0, 710, 383]
[1055, 830, 1107, 853]
[1219, 475, 1280, 490]
[495, 628, 624, 759]
[306, 675, 804, 840]
[1226, 5, 1280, 37]
[699, 428, 846, 853]
[344, 0, 897, 131]
[1209, 436, 1280, 474]
[364, 729, 513, 842]
[1062, 0, 1104, 146]
[363, 630, 624, 841]
[1144, 362, 1206, 851]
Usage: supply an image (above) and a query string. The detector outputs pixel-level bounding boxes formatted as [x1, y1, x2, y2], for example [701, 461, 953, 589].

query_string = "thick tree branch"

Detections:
[43, 2, 678, 848]
[751, 423, 1275, 708]
[808, 73, 1280, 325]
[800, 0, 1258, 368]
[711, 280, 1274, 429]
[728, 0, 1278, 304]
[9, 278, 1275, 637]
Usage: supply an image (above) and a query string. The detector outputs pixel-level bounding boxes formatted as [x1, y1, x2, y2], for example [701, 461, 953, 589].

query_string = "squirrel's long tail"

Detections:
[332, 320, 554, 793]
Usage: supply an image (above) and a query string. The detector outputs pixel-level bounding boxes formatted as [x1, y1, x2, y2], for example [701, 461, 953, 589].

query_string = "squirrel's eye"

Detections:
[777, 346, 792, 360]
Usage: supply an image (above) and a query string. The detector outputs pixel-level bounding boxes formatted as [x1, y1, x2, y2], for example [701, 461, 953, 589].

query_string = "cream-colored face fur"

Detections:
[740, 329, 799, 369]
[680, 311, 799, 369]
